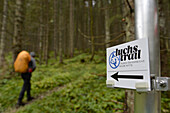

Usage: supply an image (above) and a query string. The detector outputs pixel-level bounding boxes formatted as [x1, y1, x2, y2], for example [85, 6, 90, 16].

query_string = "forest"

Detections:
[0, 0, 169, 113]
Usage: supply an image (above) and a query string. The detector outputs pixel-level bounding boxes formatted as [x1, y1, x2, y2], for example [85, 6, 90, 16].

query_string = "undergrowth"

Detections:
[0, 52, 169, 113]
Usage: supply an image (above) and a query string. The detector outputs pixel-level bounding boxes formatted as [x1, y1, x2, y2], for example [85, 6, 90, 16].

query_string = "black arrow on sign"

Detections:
[111, 72, 143, 81]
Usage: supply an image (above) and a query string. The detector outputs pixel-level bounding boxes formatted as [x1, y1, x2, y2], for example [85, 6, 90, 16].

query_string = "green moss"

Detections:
[0, 52, 169, 113]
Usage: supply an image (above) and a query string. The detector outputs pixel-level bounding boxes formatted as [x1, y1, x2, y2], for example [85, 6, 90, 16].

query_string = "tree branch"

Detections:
[126, 0, 134, 14]
[94, 32, 125, 45]
[78, 28, 125, 39]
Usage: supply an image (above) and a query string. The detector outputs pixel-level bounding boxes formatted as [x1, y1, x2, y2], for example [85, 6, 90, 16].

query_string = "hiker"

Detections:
[14, 51, 36, 106]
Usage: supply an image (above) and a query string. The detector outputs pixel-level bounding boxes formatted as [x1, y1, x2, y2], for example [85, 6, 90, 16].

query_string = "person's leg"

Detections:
[27, 73, 31, 99]
[27, 73, 34, 101]
[18, 73, 27, 105]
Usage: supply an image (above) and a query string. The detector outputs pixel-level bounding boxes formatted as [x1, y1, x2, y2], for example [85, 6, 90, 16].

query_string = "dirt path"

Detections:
[4, 73, 87, 113]
[4, 84, 68, 113]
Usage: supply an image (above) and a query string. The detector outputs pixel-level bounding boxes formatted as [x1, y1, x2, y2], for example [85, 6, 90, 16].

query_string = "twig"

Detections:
[160, 36, 170, 40]
[126, 0, 134, 14]
[94, 32, 125, 45]
[78, 28, 125, 39]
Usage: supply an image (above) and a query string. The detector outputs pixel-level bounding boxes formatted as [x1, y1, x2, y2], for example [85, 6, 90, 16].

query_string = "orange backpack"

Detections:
[14, 51, 31, 73]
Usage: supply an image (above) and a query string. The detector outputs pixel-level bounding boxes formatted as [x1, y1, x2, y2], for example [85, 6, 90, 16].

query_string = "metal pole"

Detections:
[134, 0, 161, 113]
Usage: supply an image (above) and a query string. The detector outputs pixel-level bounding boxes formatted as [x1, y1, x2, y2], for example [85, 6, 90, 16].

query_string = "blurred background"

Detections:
[0, 0, 169, 113]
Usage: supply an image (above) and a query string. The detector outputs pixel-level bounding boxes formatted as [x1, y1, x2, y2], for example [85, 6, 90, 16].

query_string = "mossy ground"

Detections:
[0, 52, 169, 113]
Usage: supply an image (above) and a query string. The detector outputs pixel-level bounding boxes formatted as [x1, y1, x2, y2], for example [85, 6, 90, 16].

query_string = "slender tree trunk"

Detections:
[103, 0, 110, 48]
[89, 0, 95, 61]
[59, 0, 63, 64]
[45, 23, 49, 65]
[95, 1, 99, 51]
[13, 0, 25, 61]
[63, 15, 68, 57]
[0, 0, 8, 67]
[39, 0, 44, 64]
[64, 1, 69, 58]
[75, 1, 81, 52]
[82, 2, 86, 52]
[54, 0, 58, 59]
[45, 0, 49, 65]
[43, 5, 46, 62]
[43, 25, 46, 61]
[87, 1, 91, 52]
[83, 9, 86, 52]
[69, 0, 74, 57]
[77, 1, 82, 53]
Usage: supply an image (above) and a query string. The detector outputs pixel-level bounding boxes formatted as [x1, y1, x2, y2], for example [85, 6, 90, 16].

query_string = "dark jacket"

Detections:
[29, 56, 36, 72]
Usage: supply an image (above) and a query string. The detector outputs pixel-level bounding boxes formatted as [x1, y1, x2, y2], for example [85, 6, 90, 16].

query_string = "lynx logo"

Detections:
[109, 51, 120, 69]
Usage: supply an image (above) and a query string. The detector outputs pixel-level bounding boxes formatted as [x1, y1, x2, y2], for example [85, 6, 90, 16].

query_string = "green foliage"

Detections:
[17, 75, 124, 113]
[0, 53, 169, 113]
[161, 97, 170, 113]
[0, 53, 110, 112]
[0, 77, 21, 112]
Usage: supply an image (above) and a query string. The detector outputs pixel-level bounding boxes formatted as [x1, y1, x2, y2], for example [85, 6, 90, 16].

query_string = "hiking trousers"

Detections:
[18, 72, 32, 102]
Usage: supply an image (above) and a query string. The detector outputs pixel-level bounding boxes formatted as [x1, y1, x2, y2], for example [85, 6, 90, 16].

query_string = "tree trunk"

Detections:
[59, 0, 63, 64]
[39, 0, 44, 64]
[103, 0, 110, 48]
[89, 0, 95, 61]
[45, 0, 49, 65]
[0, 0, 8, 67]
[159, 0, 169, 76]
[69, 0, 74, 57]
[13, 0, 25, 61]
[123, 0, 135, 113]
[54, 0, 58, 59]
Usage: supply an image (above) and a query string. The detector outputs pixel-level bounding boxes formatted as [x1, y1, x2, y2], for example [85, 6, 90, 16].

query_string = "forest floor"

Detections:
[0, 52, 169, 113]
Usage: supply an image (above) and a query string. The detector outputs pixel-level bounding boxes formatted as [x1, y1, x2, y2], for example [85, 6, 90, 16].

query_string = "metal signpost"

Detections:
[134, 0, 161, 113]
[106, 0, 170, 113]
